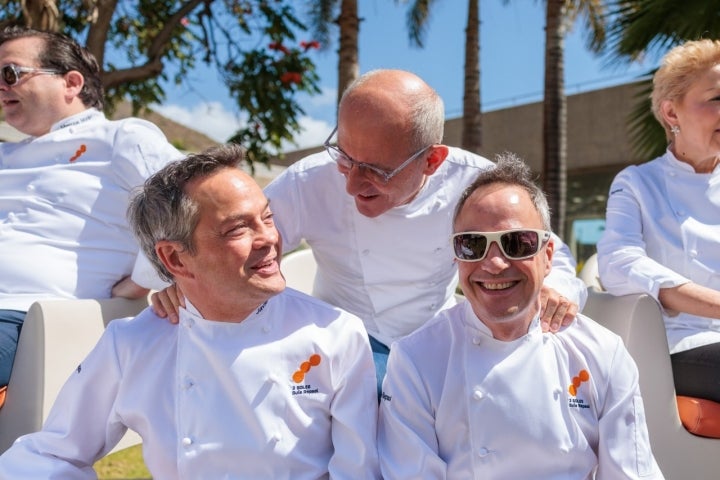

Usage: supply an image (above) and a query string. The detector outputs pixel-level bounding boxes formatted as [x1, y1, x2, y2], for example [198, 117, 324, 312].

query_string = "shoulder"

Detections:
[555, 313, 624, 354]
[274, 288, 366, 332]
[104, 306, 175, 345]
[393, 304, 460, 354]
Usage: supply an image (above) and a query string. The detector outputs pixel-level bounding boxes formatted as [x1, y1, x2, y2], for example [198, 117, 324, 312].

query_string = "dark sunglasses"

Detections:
[451, 229, 551, 262]
[1, 63, 60, 87]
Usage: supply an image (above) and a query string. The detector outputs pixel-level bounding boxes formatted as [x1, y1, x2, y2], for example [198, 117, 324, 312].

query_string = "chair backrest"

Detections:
[584, 289, 720, 478]
[578, 252, 602, 291]
[281, 248, 317, 295]
[0, 297, 149, 455]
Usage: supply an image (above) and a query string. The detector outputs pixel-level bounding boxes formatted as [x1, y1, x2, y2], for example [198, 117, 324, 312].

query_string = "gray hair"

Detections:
[340, 69, 445, 149]
[128, 143, 245, 282]
[453, 152, 551, 230]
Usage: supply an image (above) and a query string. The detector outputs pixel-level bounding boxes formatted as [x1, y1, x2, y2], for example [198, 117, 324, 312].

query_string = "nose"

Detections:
[253, 221, 279, 249]
[479, 242, 510, 274]
[344, 164, 371, 194]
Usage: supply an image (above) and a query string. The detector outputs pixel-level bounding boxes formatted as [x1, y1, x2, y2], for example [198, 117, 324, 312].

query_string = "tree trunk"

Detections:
[461, 0, 481, 153]
[20, 0, 60, 31]
[543, 0, 567, 239]
[336, 0, 359, 108]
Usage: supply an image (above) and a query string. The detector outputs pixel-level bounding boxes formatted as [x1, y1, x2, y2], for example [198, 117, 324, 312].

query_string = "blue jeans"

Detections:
[0, 310, 26, 387]
[369, 335, 389, 401]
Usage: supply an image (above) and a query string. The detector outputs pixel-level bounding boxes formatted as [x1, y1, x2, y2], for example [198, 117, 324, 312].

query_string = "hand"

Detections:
[539, 285, 577, 333]
[150, 283, 185, 324]
[111, 276, 150, 299]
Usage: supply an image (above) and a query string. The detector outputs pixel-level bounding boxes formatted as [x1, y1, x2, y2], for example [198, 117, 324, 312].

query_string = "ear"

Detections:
[422, 145, 449, 175]
[155, 241, 195, 280]
[62, 71, 85, 101]
[543, 237, 554, 278]
[660, 99, 678, 127]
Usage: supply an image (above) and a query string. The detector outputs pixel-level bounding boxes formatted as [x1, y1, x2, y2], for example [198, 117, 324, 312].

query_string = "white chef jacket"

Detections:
[377, 302, 663, 479]
[0, 288, 380, 479]
[597, 150, 720, 354]
[265, 147, 587, 346]
[0, 109, 182, 311]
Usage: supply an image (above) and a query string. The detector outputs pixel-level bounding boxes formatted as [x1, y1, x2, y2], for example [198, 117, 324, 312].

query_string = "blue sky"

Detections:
[154, 1, 653, 149]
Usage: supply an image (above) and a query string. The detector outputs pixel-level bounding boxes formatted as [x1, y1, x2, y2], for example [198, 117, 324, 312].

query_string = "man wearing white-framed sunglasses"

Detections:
[378, 153, 663, 479]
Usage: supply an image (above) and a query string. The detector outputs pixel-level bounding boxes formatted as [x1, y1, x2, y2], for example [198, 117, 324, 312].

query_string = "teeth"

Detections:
[482, 281, 514, 290]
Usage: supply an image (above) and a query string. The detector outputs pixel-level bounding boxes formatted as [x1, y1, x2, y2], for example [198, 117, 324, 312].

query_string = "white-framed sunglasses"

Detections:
[451, 229, 551, 262]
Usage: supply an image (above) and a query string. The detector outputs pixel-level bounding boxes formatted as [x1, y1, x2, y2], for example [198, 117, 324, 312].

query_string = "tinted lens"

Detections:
[500, 230, 540, 258]
[1, 65, 18, 86]
[453, 234, 488, 260]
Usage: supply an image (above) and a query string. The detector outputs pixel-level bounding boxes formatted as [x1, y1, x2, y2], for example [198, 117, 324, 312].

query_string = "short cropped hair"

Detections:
[0, 26, 104, 110]
[453, 152, 551, 231]
[652, 39, 720, 139]
[128, 144, 245, 282]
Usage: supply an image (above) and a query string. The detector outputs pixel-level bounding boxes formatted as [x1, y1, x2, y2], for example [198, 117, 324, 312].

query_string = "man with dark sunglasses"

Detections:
[0, 27, 183, 402]
[378, 153, 663, 479]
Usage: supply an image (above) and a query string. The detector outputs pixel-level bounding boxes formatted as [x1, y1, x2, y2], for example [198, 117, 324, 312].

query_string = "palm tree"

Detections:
[542, 0, 605, 238]
[604, 0, 720, 160]
[306, 0, 360, 109]
[402, 0, 482, 153]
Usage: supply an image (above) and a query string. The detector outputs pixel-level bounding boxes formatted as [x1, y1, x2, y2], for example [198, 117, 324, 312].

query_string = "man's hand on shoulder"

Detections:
[539, 285, 577, 333]
[150, 284, 185, 324]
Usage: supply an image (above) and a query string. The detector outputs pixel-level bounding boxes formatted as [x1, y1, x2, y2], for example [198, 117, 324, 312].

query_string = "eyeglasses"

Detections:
[451, 229, 551, 262]
[1, 63, 61, 87]
[323, 126, 431, 183]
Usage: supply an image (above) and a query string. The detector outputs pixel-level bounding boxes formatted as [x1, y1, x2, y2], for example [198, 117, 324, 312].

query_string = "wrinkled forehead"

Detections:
[456, 184, 542, 232]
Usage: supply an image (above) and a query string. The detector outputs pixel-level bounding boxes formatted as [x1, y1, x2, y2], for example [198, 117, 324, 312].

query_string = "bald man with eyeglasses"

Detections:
[377, 153, 663, 479]
[0, 27, 183, 397]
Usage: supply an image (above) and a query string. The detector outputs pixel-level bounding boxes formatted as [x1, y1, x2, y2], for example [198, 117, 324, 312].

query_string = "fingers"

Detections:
[150, 284, 184, 324]
[539, 286, 578, 333]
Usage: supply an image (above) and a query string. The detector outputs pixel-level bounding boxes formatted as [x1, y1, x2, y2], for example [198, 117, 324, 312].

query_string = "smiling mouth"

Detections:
[480, 281, 517, 291]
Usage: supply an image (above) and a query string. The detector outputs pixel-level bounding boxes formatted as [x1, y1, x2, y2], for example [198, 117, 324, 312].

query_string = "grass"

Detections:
[94, 444, 151, 480]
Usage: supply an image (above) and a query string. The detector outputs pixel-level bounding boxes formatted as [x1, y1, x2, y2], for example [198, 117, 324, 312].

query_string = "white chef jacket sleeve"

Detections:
[110, 119, 185, 190]
[0, 324, 128, 479]
[328, 318, 381, 479]
[595, 338, 663, 479]
[546, 233, 588, 310]
[264, 167, 305, 253]
[597, 168, 689, 300]
[378, 344, 446, 479]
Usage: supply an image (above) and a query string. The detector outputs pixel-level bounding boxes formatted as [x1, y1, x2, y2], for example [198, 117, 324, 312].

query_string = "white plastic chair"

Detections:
[281, 248, 317, 295]
[0, 297, 149, 455]
[583, 288, 720, 478]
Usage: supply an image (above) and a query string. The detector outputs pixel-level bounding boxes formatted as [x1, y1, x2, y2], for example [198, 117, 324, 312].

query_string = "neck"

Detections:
[670, 143, 720, 173]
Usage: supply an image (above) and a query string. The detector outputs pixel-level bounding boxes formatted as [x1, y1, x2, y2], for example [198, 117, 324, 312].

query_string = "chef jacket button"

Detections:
[27, 184, 35, 192]
[472, 337, 481, 345]
[7, 213, 15, 221]
[429, 303, 436, 310]
[271, 432, 282, 442]
[477, 447, 490, 457]
[362, 249, 370, 256]
[268, 373, 278, 383]
[689, 249, 698, 258]
[183, 377, 194, 390]
[262, 324, 271, 333]
[183, 318, 194, 328]
[472, 389, 484, 400]
[181, 437, 192, 447]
